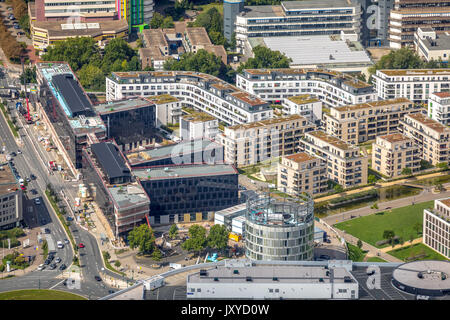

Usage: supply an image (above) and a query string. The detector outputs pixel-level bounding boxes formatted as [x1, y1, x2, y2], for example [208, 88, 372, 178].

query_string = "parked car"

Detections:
[108, 290, 115, 294]
[13, 25, 19, 29]
[20, 185, 26, 191]
[59, 264, 66, 271]
[44, 259, 50, 265]
[17, 31, 25, 36]
[37, 264, 45, 271]
[48, 264, 56, 270]
[44, 228, 51, 234]
[31, 189, 38, 195]
[30, 174, 36, 180]
[78, 243, 85, 248]
[94, 275, 102, 281]
[57, 241, 64, 249]
[26, 177, 31, 182]
[17, 149, 21, 154]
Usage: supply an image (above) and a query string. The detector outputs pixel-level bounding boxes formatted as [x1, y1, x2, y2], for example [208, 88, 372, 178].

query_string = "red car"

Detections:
[78, 243, 85, 248]
[20, 185, 26, 191]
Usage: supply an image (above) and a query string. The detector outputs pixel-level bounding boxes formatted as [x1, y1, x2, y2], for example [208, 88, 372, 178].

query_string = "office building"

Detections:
[245, 194, 314, 261]
[415, 28, 450, 63]
[423, 198, 450, 259]
[233, 0, 362, 55]
[372, 133, 421, 178]
[94, 98, 158, 152]
[399, 113, 450, 166]
[373, 69, 450, 104]
[428, 92, 450, 126]
[106, 71, 272, 126]
[82, 142, 150, 236]
[133, 164, 239, 225]
[223, 0, 244, 42]
[36, 62, 107, 175]
[220, 115, 315, 167]
[0, 164, 23, 230]
[117, 0, 155, 31]
[282, 95, 322, 125]
[300, 130, 368, 188]
[126, 139, 224, 168]
[324, 97, 418, 144]
[278, 152, 328, 196]
[236, 68, 376, 107]
[187, 260, 359, 299]
[388, 0, 450, 48]
[180, 112, 219, 141]
[358, 0, 394, 47]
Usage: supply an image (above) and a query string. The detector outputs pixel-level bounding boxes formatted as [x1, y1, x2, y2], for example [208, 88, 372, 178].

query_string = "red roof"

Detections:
[433, 92, 450, 98]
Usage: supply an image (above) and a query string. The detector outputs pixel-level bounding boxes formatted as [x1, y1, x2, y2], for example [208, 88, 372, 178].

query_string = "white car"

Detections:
[34, 198, 41, 205]
[37, 264, 45, 271]
[57, 241, 64, 249]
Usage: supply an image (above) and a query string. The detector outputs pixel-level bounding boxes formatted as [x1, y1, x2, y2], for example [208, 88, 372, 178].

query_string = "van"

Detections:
[57, 241, 64, 249]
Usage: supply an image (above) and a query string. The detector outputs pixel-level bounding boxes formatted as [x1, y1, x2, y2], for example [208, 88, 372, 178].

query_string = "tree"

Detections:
[437, 162, 449, 171]
[435, 183, 445, 192]
[368, 174, 377, 184]
[20, 66, 36, 85]
[368, 48, 426, 75]
[181, 224, 207, 255]
[357, 239, 363, 250]
[114, 260, 121, 268]
[237, 46, 292, 73]
[398, 237, 404, 247]
[101, 38, 138, 74]
[152, 249, 162, 261]
[78, 64, 105, 91]
[150, 12, 164, 29]
[207, 224, 229, 251]
[161, 16, 175, 29]
[169, 224, 178, 239]
[128, 224, 156, 254]
[401, 167, 412, 176]
[103, 251, 111, 261]
[382, 230, 395, 246]
[409, 234, 415, 243]
[333, 184, 344, 193]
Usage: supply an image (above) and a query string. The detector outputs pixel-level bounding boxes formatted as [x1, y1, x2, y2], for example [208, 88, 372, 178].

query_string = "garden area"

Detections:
[335, 201, 433, 248]
[387, 243, 448, 262]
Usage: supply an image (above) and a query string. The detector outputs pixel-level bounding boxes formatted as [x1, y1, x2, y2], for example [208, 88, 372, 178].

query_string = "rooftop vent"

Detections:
[233, 270, 239, 274]
[344, 276, 352, 283]
[272, 277, 278, 281]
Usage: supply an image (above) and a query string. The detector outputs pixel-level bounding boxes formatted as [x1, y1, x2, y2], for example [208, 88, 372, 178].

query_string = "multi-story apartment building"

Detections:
[371, 133, 421, 178]
[278, 152, 328, 196]
[324, 97, 419, 144]
[373, 69, 450, 104]
[180, 112, 219, 141]
[282, 95, 322, 125]
[236, 68, 377, 107]
[388, 0, 450, 49]
[0, 164, 23, 230]
[399, 113, 450, 165]
[423, 198, 450, 259]
[300, 130, 368, 188]
[428, 92, 450, 126]
[220, 115, 316, 167]
[233, 0, 362, 55]
[414, 28, 450, 63]
[106, 71, 273, 126]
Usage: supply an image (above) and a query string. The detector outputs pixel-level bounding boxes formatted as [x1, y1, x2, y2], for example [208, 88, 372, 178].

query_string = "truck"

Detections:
[48, 161, 57, 171]
[169, 263, 182, 270]
[144, 275, 164, 291]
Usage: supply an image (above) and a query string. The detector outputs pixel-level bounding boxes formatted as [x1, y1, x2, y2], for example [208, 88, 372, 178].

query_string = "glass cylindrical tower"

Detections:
[245, 193, 315, 261]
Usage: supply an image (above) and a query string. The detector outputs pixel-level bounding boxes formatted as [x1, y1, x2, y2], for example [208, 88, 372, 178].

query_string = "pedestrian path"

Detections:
[379, 238, 423, 253]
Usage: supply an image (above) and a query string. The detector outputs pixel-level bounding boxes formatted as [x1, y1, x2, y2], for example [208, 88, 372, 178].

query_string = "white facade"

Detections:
[231, 215, 245, 235]
[423, 198, 450, 259]
[428, 92, 450, 126]
[106, 71, 273, 126]
[373, 69, 450, 104]
[282, 95, 322, 124]
[180, 115, 219, 141]
[236, 69, 377, 107]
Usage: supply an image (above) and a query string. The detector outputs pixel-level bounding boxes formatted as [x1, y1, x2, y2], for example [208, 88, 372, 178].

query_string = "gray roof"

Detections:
[239, 6, 280, 18]
[392, 261, 450, 291]
[421, 33, 450, 51]
[133, 164, 237, 180]
[108, 184, 150, 210]
[94, 98, 154, 115]
[282, 0, 357, 10]
[188, 265, 356, 284]
[51, 73, 92, 116]
[262, 35, 371, 66]
[91, 142, 131, 180]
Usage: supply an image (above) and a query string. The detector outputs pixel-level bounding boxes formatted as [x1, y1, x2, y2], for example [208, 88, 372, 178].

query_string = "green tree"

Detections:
[101, 38, 138, 74]
[168, 224, 179, 239]
[161, 16, 175, 29]
[368, 174, 377, 184]
[401, 167, 412, 176]
[368, 48, 433, 75]
[207, 224, 229, 251]
[103, 251, 111, 261]
[78, 64, 105, 91]
[437, 162, 449, 170]
[333, 184, 344, 193]
[150, 12, 164, 29]
[383, 230, 395, 246]
[128, 224, 156, 254]
[152, 249, 162, 261]
[357, 239, 363, 250]
[114, 260, 121, 268]
[237, 46, 292, 73]
[181, 224, 207, 255]
[20, 66, 37, 85]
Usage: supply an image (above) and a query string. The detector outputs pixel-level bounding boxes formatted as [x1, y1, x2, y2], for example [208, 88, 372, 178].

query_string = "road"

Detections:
[0, 96, 119, 299]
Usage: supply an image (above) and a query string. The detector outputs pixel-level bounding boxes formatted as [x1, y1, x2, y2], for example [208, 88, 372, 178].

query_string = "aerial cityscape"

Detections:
[0, 0, 449, 308]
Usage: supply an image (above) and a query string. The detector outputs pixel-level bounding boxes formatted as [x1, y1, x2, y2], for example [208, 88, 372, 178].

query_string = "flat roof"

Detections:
[32, 19, 128, 37]
[145, 94, 179, 104]
[262, 35, 371, 66]
[91, 142, 131, 180]
[51, 73, 92, 116]
[108, 184, 150, 210]
[282, 0, 356, 10]
[182, 111, 216, 122]
[228, 114, 308, 130]
[307, 130, 355, 151]
[286, 94, 320, 105]
[392, 261, 450, 291]
[405, 113, 450, 134]
[239, 5, 281, 18]
[133, 163, 237, 180]
[188, 265, 356, 284]
[0, 163, 18, 194]
[333, 97, 412, 112]
[185, 27, 211, 46]
[284, 152, 318, 164]
[141, 29, 168, 47]
[215, 203, 247, 218]
[126, 139, 222, 165]
[378, 69, 450, 76]
[420, 33, 450, 51]
[378, 133, 410, 144]
[94, 98, 154, 115]
[438, 198, 450, 207]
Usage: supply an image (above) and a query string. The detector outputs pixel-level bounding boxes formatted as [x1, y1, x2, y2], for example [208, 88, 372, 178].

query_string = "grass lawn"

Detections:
[335, 201, 433, 248]
[0, 289, 86, 300]
[196, 2, 223, 15]
[388, 243, 448, 262]
[366, 257, 387, 263]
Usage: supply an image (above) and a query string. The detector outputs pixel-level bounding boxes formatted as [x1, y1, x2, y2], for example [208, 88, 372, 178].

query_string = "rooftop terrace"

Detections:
[306, 130, 355, 151]
[228, 114, 307, 130]
[405, 113, 450, 134]
[285, 152, 318, 164]
[378, 133, 410, 144]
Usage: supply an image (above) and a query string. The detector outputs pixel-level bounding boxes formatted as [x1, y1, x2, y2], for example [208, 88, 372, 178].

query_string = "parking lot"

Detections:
[0, 3, 32, 46]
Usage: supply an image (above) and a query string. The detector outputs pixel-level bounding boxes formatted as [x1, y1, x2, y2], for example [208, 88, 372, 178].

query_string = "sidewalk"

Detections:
[379, 238, 423, 253]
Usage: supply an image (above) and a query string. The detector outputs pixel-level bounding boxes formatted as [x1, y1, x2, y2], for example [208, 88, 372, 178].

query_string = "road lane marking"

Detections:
[49, 279, 66, 290]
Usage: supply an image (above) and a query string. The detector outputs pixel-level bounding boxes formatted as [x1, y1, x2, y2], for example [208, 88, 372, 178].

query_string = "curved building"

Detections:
[392, 260, 450, 297]
[245, 194, 315, 261]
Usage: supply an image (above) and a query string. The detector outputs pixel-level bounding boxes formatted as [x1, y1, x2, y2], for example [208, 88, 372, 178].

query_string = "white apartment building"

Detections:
[236, 69, 377, 107]
[282, 95, 322, 125]
[423, 198, 450, 259]
[373, 69, 450, 104]
[372, 133, 421, 178]
[220, 114, 316, 167]
[180, 111, 219, 141]
[300, 130, 368, 188]
[234, 0, 362, 55]
[0, 165, 23, 230]
[414, 28, 450, 63]
[399, 113, 450, 166]
[428, 92, 450, 126]
[106, 71, 273, 126]
[146, 94, 182, 127]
